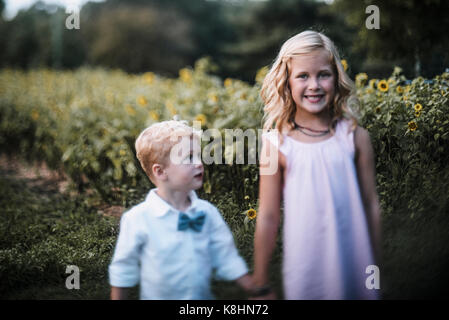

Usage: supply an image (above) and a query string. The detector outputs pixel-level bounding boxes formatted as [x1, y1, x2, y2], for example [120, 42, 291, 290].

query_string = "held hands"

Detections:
[236, 274, 277, 300]
[248, 284, 277, 300]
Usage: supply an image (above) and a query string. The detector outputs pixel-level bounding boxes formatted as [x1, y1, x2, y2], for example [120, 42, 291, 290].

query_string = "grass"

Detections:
[0, 159, 280, 300]
[1, 157, 448, 299]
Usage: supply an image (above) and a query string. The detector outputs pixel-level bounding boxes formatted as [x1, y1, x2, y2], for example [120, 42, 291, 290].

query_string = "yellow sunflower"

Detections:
[208, 93, 219, 103]
[224, 78, 233, 88]
[355, 73, 368, 87]
[255, 66, 269, 84]
[377, 80, 389, 92]
[165, 100, 177, 115]
[396, 86, 403, 94]
[143, 72, 155, 85]
[194, 113, 207, 126]
[247, 208, 257, 220]
[149, 110, 159, 121]
[414, 103, 423, 112]
[341, 59, 348, 72]
[137, 96, 147, 106]
[125, 105, 136, 116]
[415, 110, 421, 117]
[408, 121, 418, 131]
[179, 68, 192, 84]
[31, 110, 40, 120]
[369, 79, 378, 89]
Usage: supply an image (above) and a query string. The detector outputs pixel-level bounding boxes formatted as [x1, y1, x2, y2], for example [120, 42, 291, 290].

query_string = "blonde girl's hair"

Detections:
[135, 120, 199, 181]
[261, 30, 359, 136]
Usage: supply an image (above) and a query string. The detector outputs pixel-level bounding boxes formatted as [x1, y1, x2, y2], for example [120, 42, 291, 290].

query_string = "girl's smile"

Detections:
[288, 49, 335, 116]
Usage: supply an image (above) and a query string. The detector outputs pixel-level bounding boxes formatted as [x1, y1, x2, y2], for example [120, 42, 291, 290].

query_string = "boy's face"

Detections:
[164, 136, 204, 192]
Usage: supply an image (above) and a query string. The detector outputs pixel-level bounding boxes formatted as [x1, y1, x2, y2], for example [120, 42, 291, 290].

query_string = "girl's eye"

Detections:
[296, 74, 307, 79]
[320, 73, 331, 78]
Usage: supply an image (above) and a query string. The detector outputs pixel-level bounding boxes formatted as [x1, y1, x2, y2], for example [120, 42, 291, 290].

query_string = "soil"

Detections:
[0, 153, 124, 218]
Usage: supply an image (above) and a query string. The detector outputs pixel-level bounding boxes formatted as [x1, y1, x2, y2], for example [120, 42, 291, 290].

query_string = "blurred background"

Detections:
[1, 0, 449, 300]
[1, 0, 448, 82]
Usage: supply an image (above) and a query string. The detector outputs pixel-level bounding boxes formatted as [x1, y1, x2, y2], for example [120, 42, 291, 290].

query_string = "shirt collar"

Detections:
[145, 188, 199, 217]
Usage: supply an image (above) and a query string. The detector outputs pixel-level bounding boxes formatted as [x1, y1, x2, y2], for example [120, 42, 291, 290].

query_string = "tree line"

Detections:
[0, 0, 447, 81]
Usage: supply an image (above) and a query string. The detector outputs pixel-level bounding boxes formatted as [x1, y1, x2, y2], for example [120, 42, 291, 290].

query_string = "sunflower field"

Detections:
[1, 58, 449, 299]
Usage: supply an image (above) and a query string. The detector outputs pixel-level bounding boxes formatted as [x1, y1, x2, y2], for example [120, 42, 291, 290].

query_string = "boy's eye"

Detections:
[182, 154, 193, 163]
[185, 153, 200, 163]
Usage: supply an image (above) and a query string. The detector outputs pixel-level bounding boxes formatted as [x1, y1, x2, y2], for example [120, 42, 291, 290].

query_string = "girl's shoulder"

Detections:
[353, 125, 372, 157]
[262, 129, 289, 150]
[336, 117, 357, 135]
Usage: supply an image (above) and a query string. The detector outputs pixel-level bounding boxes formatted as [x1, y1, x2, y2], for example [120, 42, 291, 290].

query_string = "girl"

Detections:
[252, 31, 381, 300]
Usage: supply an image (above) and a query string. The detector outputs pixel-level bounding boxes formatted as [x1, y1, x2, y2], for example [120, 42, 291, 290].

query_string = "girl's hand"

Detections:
[249, 291, 277, 300]
[248, 283, 276, 300]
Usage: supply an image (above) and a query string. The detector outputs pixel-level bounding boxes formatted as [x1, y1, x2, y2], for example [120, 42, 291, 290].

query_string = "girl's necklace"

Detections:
[293, 120, 330, 137]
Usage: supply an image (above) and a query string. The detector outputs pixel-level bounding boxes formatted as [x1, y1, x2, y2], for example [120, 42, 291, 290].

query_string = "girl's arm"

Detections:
[354, 126, 382, 265]
[252, 137, 284, 298]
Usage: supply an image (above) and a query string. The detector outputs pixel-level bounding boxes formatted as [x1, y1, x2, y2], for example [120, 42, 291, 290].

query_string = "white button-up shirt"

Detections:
[109, 188, 248, 299]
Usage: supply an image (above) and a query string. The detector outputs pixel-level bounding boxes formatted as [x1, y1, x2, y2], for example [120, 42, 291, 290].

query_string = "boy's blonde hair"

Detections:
[135, 120, 198, 181]
[261, 30, 359, 136]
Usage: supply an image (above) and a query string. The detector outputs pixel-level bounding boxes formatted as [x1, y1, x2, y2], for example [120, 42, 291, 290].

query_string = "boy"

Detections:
[109, 120, 253, 299]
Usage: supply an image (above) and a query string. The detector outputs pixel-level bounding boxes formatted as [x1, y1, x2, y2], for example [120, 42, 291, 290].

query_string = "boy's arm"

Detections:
[208, 207, 248, 283]
[109, 212, 144, 298]
[111, 286, 131, 300]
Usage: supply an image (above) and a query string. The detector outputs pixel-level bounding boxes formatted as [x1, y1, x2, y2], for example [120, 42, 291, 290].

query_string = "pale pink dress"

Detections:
[264, 118, 379, 300]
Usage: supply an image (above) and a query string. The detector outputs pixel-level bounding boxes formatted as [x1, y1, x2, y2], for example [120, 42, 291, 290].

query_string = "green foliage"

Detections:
[333, 0, 449, 78]
[0, 59, 263, 203]
[1, 63, 449, 298]
[221, 0, 355, 82]
[354, 69, 449, 219]
[1, 0, 447, 80]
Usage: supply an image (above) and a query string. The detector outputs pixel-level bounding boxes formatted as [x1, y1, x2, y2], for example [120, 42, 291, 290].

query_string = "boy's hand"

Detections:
[236, 274, 277, 300]
[235, 273, 254, 293]
[249, 291, 277, 300]
[248, 283, 276, 300]
[111, 286, 131, 300]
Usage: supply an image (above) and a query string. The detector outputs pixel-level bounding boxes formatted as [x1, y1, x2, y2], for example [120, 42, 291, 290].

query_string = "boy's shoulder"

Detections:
[119, 193, 223, 223]
[120, 200, 150, 221]
[194, 197, 220, 215]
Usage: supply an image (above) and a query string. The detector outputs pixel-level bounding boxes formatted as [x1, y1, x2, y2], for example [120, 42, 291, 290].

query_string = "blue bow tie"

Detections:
[177, 212, 206, 232]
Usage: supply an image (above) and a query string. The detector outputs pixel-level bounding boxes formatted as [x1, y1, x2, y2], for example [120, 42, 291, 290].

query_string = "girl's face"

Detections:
[288, 50, 336, 116]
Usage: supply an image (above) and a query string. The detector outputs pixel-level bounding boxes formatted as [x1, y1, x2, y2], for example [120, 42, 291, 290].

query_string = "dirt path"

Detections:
[0, 154, 124, 218]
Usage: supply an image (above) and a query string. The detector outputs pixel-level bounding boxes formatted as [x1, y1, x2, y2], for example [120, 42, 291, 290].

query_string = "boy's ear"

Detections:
[152, 163, 167, 180]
